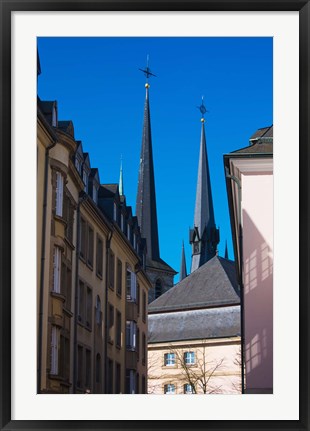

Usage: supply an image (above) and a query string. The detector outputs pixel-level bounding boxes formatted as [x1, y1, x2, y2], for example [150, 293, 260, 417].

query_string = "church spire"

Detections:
[180, 241, 187, 281]
[119, 156, 124, 196]
[190, 97, 219, 273]
[224, 240, 229, 259]
[136, 57, 160, 261]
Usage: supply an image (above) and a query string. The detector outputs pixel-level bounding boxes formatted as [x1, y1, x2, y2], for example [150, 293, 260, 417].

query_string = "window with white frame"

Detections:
[52, 246, 62, 293]
[126, 320, 137, 351]
[184, 383, 194, 394]
[50, 325, 60, 375]
[164, 384, 175, 394]
[55, 171, 64, 217]
[184, 351, 195, 365]
[164, 353, 176, 366]
[126, 268, 137, 301]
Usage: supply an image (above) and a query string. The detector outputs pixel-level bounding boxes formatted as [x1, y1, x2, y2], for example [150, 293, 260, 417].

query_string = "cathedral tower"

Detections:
[190, 98, 219, 272]
[136, 58, 176, 302]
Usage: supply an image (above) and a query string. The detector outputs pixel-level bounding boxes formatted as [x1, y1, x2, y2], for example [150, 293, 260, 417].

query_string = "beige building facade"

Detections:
[37, 87, 150, 394]
[148, 337, 241, 395]
[148, 256, 241, 395]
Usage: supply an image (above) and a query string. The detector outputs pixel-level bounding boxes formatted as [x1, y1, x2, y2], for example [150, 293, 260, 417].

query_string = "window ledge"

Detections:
[63, 307, 73, 317]
[64, 236, 75, 250]
[51, 292, 66, 302]
[96, 271, 103, 280]
[86, 262, 94, 271]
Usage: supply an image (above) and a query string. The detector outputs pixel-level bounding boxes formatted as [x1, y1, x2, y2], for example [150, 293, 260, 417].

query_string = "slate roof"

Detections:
[228, 125, 273, 156]
[230, 142, 273, 155]
[148, 305, 240, 343]
[100, 184, 119, 198]
[148, 255, 239, 313]
[58, 120, 74, 138]
[146, 257, 177, 275]
[249, 125, 273, 142]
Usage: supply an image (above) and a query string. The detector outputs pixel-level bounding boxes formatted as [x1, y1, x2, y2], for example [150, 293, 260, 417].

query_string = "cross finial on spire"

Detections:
[197, 96, 208, 122]
[139, 55, 157, 86]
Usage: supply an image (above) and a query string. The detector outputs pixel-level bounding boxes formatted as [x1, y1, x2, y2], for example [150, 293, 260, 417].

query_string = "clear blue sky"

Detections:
[38, 37, 273, 283]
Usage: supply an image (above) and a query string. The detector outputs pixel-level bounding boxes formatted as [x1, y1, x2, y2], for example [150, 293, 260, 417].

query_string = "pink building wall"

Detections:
[242, 172, 273, 393]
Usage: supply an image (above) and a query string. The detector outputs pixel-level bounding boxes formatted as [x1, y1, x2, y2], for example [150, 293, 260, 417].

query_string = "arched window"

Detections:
[155, 279, 162, 299]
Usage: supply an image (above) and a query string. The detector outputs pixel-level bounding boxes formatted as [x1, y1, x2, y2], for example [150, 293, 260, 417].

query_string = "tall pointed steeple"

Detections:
[136, 57, 176, 302]
[180, 241, 187, 281]
[190, 98, 219, 273]
[119, 157, 124, 197]
[136, 59, 160, 261]
[224, 240, 229, 259]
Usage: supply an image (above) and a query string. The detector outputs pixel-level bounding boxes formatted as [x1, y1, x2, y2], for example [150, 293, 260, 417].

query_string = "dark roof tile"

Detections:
[149, 256, 239, 313]
[148, 306, 240, 343]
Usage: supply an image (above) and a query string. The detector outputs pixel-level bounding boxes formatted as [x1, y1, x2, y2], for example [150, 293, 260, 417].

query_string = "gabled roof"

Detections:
[148, 305, 240, 343]
[58, 120, 74, 138]
[37, 99, 57, 126]
[149, 255, 239, 313]
[83, 152, 90, 169]
[249, 125, 273, 143]
[89, 168, 100, 184]
[146, 257, 177, 275]
[100, 184, 118, 198]
[230, 142, 273, 155]
[229, 125, 273, 156]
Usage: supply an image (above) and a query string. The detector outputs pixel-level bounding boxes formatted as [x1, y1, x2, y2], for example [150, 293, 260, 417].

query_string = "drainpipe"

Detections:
[225, 167, 245, 394]
[104, 229, 113, 393]
[73, 192, 87, 393]
[38, 137, 56, 394]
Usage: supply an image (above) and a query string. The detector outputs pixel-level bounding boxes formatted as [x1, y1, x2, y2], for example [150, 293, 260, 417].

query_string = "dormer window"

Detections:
[52, 104, 57, 127]
[133, 233, 136, 250]
[127, 224, 131, 241]
[121, 213, 124, 231]
[142, 253, 146, 269]
[113, 203, 117, 221]
[93, 184, 98, 205]
[83, 170, 88, 193]
[75, 157, 82, 175]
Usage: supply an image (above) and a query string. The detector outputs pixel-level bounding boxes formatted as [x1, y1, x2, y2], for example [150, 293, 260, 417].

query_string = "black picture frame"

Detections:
[1, 1, 309, 430]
